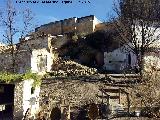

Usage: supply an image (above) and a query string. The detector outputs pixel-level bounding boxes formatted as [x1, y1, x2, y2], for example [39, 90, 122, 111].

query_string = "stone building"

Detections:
[103, 43, 160, 73]
[0, 80, 40, 119]
[38, 78, 130, 120]
[13, 80, 40, 119]
[0, 34, 55, 73]
[103, 44, 137, 73]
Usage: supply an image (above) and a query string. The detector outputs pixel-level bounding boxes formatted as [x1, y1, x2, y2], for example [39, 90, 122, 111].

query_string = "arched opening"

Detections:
[50, 107, 61, 120]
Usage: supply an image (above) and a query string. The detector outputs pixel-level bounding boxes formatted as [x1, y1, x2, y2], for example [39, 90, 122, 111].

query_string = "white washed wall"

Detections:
[22, 80, 40, 118]
[14, 80, 40, 119]
[103, 45, 137, 72]
[31, 48, 54, 73]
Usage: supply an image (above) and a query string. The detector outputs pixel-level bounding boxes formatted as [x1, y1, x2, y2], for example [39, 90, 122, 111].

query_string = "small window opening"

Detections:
[31, 87, 35, 94]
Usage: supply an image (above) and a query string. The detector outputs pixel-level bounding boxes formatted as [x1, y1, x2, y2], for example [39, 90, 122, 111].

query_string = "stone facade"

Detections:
[38, 79, 129, 119]
[13, 81, 24, 119]
[36, 15, 101, 36]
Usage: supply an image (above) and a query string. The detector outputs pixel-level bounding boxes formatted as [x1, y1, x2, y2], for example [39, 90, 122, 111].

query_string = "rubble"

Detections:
[47, 57, 98, 77]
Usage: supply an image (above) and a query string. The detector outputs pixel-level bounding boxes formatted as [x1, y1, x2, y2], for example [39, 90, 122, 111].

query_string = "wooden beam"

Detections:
[104, 83, 131, 87]
[97, 95, 120, 100]
[97, 95, 109, 99]
[102, 88, 120, 93]
[109, 96, 120, 99]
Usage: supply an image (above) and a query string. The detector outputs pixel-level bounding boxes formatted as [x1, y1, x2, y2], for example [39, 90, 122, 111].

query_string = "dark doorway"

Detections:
[50, 107, 61, 120]
[0, 83, 15, 119]
[128, 53, 131, 66]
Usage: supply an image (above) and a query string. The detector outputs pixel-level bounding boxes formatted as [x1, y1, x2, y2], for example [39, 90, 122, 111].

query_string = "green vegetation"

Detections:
[0, 72, 23, 83]
[0, 70, 42, 87]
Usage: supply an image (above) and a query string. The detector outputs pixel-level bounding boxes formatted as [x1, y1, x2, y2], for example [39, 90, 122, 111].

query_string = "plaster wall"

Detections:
[104, 45, 137, 72]
[14, 80, 40, 119]
[22, 80, 40, 118]
[104, 43, 160, 72]
[31, 48, 54, 73]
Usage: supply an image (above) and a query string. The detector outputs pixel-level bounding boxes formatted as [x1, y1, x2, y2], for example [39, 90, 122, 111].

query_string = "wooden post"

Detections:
[107, 95, 110, 105]
[127, 93, 130, 116]
[119, 88, 121, 104]
[106, 96, 110, 120]
[102, 91, 104, 103]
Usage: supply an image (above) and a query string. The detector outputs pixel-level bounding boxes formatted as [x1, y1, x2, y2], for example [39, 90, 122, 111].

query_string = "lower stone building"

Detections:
[0, 80, 40, 120]
[38, 78, 130, 120]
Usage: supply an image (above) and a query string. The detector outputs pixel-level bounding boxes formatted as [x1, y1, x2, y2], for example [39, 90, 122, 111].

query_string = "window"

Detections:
[37, 55, 47, 72]
[31, 87, 35, 94]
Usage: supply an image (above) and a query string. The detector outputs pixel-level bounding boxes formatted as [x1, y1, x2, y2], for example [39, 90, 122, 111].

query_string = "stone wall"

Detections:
[37, 21, 63, 36]
[62, 18, 77, 34]
[39, 79, 129, 119]
[0, 35, 54, 73]
[19, 34, 52, 50]
[14, 81, 24, 119]
[0, 50, 31, 73]
[76, 18, 94, 35]
[35, 15, 101, 36]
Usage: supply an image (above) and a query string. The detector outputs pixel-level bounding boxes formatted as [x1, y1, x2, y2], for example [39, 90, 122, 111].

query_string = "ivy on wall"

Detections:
[0, 70, 42, 87]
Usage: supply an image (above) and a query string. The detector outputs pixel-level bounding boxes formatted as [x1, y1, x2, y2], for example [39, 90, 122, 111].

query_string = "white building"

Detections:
[103, 44, 137, 72]
[103, 23, 160, 72]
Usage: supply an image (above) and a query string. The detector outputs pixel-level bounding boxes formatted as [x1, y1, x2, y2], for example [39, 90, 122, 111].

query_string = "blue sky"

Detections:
[0, 0, 115, 43]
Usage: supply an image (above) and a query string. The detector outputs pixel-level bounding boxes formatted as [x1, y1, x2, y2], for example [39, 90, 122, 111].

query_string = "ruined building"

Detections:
[0, 15, 103, 73]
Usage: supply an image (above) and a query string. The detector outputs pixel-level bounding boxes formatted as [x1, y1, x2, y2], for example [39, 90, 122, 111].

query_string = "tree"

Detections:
[0, 0, 34, 72]
[112, 1, 160, 117]
[131, 57, 160, 118]
[112, 0, 160, 75]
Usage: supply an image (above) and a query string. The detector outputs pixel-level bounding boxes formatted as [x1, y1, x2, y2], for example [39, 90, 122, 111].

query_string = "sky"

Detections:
[0, 0, 115, 43]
